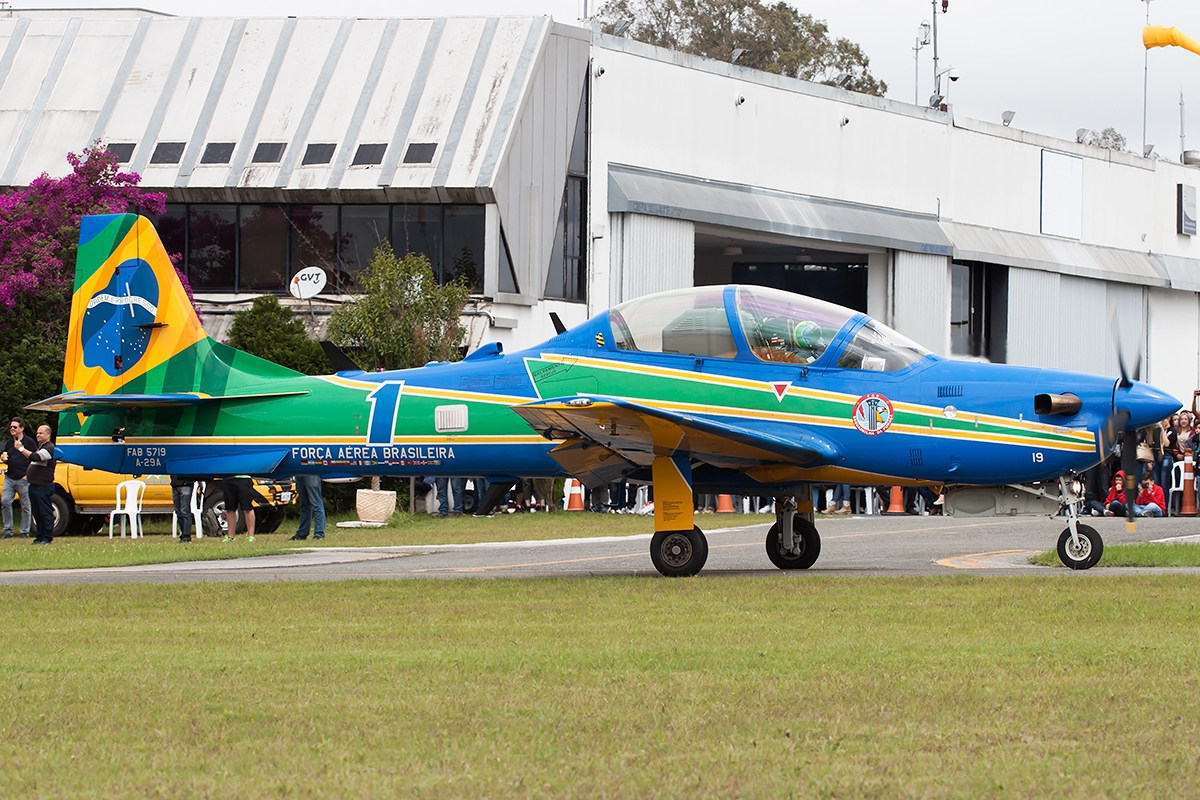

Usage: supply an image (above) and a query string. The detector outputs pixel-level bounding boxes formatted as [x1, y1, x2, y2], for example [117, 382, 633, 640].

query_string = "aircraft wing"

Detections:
[513, 396, 841, 486]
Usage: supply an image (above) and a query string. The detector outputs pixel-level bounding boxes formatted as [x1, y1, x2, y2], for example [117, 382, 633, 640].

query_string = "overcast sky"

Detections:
[15, 0, 1200, 158]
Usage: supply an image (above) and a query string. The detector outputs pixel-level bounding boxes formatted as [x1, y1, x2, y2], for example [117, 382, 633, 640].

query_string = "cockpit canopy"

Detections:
[608, 285, 930, 372]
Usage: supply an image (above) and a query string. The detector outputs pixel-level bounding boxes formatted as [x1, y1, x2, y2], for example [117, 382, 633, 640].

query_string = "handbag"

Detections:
[1136, 442, 1154, 462]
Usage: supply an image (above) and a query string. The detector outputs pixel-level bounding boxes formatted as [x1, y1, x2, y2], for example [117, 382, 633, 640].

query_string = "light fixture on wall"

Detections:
[613, 19, 633, 36]
[1001, 110, 1015, 127]
[722, 241, 743, 256]
[731, 48, 748, 64]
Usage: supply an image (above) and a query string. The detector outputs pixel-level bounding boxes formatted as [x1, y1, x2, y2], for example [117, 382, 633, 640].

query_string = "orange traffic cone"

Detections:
[1182, 455, 1197, 516]
[885, 486, 906, 515]
[716, 494, 735, 513]
[565, 478, 585, 511]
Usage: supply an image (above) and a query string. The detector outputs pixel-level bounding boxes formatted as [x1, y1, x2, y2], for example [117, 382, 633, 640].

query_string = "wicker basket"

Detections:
[356, 489, 397, 523]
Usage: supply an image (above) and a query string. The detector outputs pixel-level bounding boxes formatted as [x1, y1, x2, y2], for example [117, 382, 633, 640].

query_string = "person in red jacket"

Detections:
[1135, 474, 1166, 517]
[1103, 470, 1127, 516]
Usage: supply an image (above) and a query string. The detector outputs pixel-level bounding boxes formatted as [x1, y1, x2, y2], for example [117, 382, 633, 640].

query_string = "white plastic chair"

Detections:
[171, 481, 205, 538]
[110, 479, 146, 539]
[1167, 462, 1186, 516]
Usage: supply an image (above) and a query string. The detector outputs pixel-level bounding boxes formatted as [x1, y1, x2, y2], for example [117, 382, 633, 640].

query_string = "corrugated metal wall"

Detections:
[609, 212, 694, 303]
[1006, 267, 1144, 376]
[892, 250, 949, 356]
[491, 23, 589, 302]
[1148, 288, 1199, 404]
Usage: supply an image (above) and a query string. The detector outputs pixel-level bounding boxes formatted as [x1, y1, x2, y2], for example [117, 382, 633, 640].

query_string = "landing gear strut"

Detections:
[1057, 476, 1103, 569]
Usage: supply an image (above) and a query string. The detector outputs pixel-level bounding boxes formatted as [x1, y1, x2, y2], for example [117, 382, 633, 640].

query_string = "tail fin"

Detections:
[31, 214, 303, 413]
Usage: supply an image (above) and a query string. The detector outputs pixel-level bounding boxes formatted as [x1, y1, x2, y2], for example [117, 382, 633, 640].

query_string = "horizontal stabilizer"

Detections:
[513, 395, 841, 471]
[27, 389, 309, 413]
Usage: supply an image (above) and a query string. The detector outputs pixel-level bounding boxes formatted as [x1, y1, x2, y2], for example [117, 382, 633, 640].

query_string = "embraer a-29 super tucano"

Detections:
[31, 214, 1181, 574]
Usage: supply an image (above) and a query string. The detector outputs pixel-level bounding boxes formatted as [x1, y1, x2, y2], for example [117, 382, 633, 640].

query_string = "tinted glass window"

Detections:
[107, 143, 135, 163]
[302, 143, 335, 165]
[239, 205, 288, 290]
[836, 319, 930, 372]
[252, 143, 285, 163]
[150, 142, 185, 164]
[352, 144, 387, 166]
[187, 205, 236, 289]
[392, 204, 441, 268]
[737, 285, 855, 364]
[340, 206, 390, 288]
[403, 143, 437, 164]
[289, 205, 338, 289]
[153, 204, 186, 267]
[610, 287, 733, 357]
[201, 142, 235, 164]
[444, 205, 484, 292]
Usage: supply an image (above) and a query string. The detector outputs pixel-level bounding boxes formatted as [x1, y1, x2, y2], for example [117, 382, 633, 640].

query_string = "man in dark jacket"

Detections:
[16, 425, 56, 544]
[1, 417, 36, 538]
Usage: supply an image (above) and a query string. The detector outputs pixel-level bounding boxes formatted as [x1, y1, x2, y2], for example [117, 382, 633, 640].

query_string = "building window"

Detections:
[239, 205, 288, 290]
[166, 203, 486, 295]
[107, 143, 135, 163]
[950, 261, 1008, 362]
[187, 205, 237, 290]
[403, 143, 437, 164]
[444, 205, 484, 292]
[150, 142, 185, 164]
[201, 142, 235, 164]
[545, 77, 588, 302]
[252, 142, 286, 163]
[302, 143, 336, 165]
[351, 144, 387, 166]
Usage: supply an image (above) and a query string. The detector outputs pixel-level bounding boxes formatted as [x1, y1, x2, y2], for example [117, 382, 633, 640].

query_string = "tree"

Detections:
[0, 146, 166, 427]
[596, 0, 887, 96]
[227, 296, 331, 375]
[326, 244, 469, 371]
[1078, 127, 1127, 152]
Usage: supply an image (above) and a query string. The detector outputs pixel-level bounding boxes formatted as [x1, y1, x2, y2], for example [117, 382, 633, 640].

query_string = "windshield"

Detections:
[736, 285, 855, 364]
[609, 287, 737, 357]
[836, 318, 931, 372]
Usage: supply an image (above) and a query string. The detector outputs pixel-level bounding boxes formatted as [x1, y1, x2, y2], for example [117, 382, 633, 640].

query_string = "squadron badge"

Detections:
[852, 393, 894, 436]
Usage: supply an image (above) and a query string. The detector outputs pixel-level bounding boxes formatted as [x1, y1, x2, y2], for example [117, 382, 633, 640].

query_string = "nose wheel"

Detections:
[1057, 524, 1103, 569]
[650, 526, 709, 577]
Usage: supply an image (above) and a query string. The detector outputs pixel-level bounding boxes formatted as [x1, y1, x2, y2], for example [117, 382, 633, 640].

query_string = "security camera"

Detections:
[840, 116, 850, 127]
[948, 69, 959, 82]
[736, 95, 746, 106]
[595, 65, 605, 77]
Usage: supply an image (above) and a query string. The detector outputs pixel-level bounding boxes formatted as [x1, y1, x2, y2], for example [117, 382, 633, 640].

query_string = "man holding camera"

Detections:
[1135, 474, 1166, 518]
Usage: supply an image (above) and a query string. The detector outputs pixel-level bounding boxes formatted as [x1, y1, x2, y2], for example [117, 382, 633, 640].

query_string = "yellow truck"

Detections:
[3, 462, 295, 537]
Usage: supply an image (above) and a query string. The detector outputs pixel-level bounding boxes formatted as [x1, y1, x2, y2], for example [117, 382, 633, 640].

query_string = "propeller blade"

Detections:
[1120, 431, 1138, 534]
[1100, 408, 1130, 455]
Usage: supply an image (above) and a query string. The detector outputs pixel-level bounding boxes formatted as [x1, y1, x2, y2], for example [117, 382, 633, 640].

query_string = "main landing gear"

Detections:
[764, 493, 821, 570]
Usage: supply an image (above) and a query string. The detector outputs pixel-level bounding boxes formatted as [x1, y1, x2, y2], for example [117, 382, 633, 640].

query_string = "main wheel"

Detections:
[650, 526, 708, 577]
[203, 494, 246, 537]
[765, 517, 821, 570]
[1057, 524, 1103, 570]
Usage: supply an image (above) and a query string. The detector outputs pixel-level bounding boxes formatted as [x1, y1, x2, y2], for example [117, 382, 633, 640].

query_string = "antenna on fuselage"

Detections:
[549, 312, 567, 336]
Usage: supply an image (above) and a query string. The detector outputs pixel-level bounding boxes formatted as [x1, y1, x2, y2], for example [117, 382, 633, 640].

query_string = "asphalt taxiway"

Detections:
[2, 513, 1199, 585]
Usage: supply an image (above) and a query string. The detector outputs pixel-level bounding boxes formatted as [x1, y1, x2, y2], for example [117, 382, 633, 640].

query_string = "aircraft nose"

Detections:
[1118, 381, 1182, 429]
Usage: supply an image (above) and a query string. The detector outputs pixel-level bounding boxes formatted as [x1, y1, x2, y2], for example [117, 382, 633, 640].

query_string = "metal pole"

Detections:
[931, 0, 940, 104]
[914, 38, 920, 105]
[1182, 89, 1186, 158]
[1143, 0, 1152, 153]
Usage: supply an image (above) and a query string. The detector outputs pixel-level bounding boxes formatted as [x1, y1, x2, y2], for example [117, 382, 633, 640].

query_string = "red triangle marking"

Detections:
[770, 381, 790, 401]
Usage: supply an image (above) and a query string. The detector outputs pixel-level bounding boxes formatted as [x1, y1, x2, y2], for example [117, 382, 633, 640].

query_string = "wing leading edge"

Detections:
[512, 396, 842, 488]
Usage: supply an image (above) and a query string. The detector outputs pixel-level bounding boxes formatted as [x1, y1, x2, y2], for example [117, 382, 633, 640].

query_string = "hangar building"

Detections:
[2, 9, 1200, 404]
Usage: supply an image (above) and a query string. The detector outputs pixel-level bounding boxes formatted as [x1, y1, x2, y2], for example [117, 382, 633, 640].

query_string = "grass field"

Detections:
[0, 510, 663, 572]
[2, 575, 1199, 797]
[1030, 541, 1200, 568]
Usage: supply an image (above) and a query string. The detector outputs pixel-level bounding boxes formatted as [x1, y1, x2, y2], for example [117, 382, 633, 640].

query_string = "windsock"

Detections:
[1144, 25, 1200, 57]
